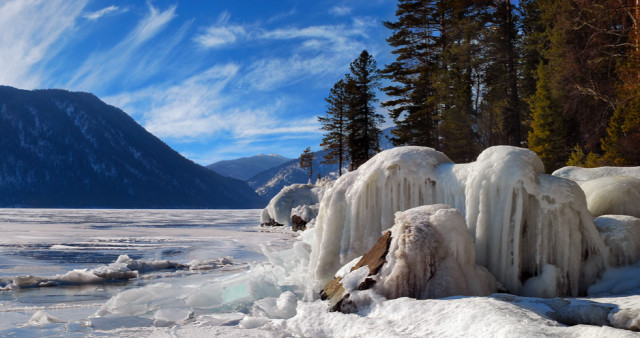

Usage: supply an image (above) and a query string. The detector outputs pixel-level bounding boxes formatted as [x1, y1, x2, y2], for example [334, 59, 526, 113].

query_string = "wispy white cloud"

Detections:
[329, 6, 352, 16]
[67, 3, 177, 91]
[194, 11, 247, 48]
[83, 5, 123, 20]
[244, 20, 373, 90]
[104, 63, 319, 144]
[0, 0, 87, 89]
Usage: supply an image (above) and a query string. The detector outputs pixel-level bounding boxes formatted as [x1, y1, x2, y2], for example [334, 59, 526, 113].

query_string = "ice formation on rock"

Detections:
[261, 181, 330, 226]
[578, 176, 640, 218]
[375, 205, 496, 299]
[553, 166, 640, 181]
[594, 215, 640, 266]
[310, 146, 609, 297]
[310, 147, 453, 282]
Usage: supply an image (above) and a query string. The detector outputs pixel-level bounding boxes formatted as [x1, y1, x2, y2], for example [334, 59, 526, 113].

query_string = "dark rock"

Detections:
[321, 231, 392, 312]
[260, 218, 284, 227]
[291, 214, 307, 232]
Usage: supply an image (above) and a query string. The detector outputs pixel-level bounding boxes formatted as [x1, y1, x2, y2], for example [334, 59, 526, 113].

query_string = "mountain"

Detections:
[0, 86, 264, 208]
[206, 154, 291, 180]
[248, 127, 396, 200]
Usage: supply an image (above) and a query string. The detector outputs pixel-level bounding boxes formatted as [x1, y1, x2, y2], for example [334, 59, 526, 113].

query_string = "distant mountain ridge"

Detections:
[247, 127, 395, 200]
[0, 86, 264, 208]
[206, 154, 291, 180]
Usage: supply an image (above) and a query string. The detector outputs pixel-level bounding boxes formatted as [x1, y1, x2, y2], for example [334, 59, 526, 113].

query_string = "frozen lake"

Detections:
[1, 208, 639, 337]
[0, 208, 295, 336]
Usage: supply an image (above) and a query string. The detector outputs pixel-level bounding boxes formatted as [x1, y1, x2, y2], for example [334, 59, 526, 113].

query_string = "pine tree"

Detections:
[299, 147, 315, 182]
[347, 50, 383, 170]
[527, 63, 567, 172]
[381, 0, 440, 147]
[318, 78, 350, 176]
[481, 0, 521, 147]
[602, 2, 640, 165]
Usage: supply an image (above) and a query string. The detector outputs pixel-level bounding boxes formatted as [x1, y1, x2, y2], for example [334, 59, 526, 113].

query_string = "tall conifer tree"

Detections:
[347, 50, 383, 170]
[318, 78, 350, 176]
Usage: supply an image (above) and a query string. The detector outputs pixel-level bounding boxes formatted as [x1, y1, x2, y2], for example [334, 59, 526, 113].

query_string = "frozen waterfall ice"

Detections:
[310, 146, 609, 297]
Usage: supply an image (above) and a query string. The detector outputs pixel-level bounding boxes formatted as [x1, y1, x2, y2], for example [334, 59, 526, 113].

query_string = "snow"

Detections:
[311, 146, 608, 297]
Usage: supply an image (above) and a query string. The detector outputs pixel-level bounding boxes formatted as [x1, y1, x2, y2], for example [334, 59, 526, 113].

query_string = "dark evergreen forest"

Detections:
[319, 0, 640, 172]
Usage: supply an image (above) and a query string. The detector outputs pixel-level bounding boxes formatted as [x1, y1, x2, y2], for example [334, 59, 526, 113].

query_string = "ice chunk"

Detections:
[250, 291, 298, 319]
[261, 183, 328, 226]
[153, 306, 193, 327]
[375, 205, 496, 299]
[310, 146, 608, 297]
[27, 310, 64, 326]
[594, 215, 640, 266]
[578, 176, 640, 218]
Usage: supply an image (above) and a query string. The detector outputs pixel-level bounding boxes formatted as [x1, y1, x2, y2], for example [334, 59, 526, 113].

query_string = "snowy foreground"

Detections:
[2, 146, 640, 336]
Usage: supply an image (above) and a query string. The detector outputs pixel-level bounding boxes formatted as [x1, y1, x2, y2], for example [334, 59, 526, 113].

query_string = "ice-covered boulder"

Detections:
[261, 181, 330, 226]
[577, 176, 640, 218]
[376, 205, 497, 299]
[594, 215, 640, 266]
[310, 147, 453, 282]
[320, 205, 496, 313]
[310, 146, 609, 297]
[553, 166, 640, 181]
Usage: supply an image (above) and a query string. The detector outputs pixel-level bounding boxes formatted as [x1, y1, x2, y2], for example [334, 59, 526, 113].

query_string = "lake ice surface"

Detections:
[0, 208, 295, 336]
[1, 208, 639, 337]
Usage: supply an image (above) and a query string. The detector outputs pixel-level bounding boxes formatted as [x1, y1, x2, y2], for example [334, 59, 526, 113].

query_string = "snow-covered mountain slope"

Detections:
[248, 127, 395, 200]
[206, 154, 291, 180]
[247, 149, 341, 199]
[0, 86, 264, 208]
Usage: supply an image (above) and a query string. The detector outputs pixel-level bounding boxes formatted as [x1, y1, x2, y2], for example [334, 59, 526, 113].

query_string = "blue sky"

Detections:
[1, 0, 397, 164]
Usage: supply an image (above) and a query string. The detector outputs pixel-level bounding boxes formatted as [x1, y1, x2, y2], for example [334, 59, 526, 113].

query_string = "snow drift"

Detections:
[310, 146, 609, 297]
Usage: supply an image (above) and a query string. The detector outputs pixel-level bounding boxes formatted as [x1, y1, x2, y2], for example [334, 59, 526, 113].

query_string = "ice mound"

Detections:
[261, 183, 328, 226]
[594, 215, 640, 266]
[553, 166, 640, 181]
[27, 310, 64, 326]
[376, 205, 496, 299]
[310, 146, 453, 282]
[310, 146, 609, 297]
[578, 176, 640, 218]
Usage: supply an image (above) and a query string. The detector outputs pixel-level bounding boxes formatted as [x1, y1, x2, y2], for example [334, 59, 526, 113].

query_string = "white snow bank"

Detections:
[553, 165, 640, 181]
[261, 182, 330, 226]
[284, 296, 636, 338]
[375, 205, 496, 299]
[588, 261, 640, 296]
[311, 146, 608, 297]
[594, 215, 640, 266]
[578, 176, 640, 218]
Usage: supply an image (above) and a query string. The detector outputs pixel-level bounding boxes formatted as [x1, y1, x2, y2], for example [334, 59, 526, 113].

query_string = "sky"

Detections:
[0, 0, 397, 164]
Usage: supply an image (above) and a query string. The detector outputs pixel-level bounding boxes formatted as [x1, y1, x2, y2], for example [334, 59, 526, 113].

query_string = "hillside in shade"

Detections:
[206, 154, 291, 180]
[0, 86, 264, 208]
